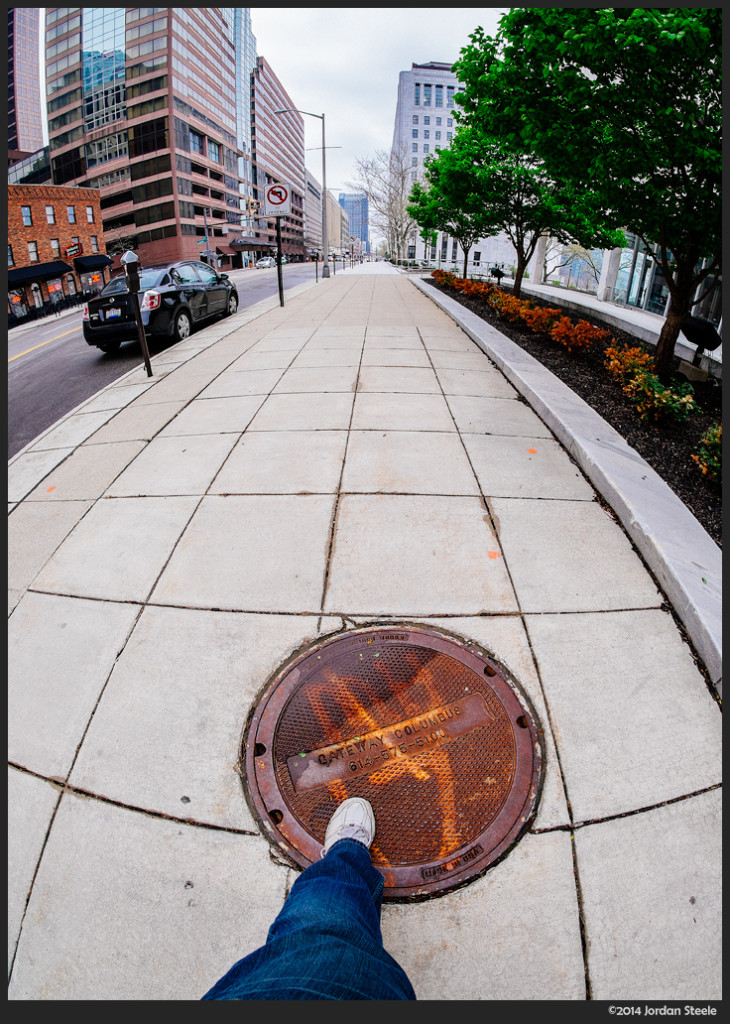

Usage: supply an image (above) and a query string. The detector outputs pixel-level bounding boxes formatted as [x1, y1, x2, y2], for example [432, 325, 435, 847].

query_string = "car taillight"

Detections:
[82, 304, 89, 321]
[140, 290, 161, 311]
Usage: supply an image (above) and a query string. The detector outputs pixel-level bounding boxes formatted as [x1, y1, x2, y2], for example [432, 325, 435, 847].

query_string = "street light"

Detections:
[275, 108, 330, 278]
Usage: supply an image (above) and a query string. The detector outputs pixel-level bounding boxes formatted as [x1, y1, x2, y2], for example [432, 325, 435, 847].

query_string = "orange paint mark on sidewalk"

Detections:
[46, 486, 56, 492]
[527, 448, 537, 454]
[487, 551, 500, 559]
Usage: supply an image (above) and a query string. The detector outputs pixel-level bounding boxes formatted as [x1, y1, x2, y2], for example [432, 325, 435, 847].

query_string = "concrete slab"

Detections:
[31, 496, 199, 602]
[8, 768, 60, 973]
[435, 367, 518, 398]
[361, 347, 431, 367]
[8, 447, 75, 503]
[68, 607, 325, 830]
[157, 395, 265, 436]
[130, 372, 215, 405]
[324, 494, 518, 616]
[575, 789, 722, 1000]
[382, 830, 585, 1000]
[447, 394, 553, 438]
[24, 441, 146, 501]
[463, 434, 594, 500]
[85, 400, 187, 443]
[8, 796, 288, 1000]
[210, 429, 347, 494]
[27, 410, 115, 451]
[76, 380, 157, 413]
[104, 434, 238, 496]
[289, 348, 361, 367]
[351, 392, 456, 432]
[342, 430, 480, 496]
[248, 392, 354, 431]
[8, 591, 141, 778]
[525, 609, 721, 820]
[357, 365, 441, 393]
[151, 494, 335, 612]
[492, 497, 663, 612]
[8, 499, 92, 592]
[272, 365, 358, 393]
[197, 368, 285, 399]
[228, 348, 294, 370]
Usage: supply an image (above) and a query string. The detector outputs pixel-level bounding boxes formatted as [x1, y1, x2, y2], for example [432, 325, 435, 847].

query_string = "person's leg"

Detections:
[202, 801, 415, 1000]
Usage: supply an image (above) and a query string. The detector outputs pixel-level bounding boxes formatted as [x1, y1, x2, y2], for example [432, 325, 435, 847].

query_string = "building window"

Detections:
[51, 238, 61, 257]
[90, 235, 99, 253]
[67, 205, 76, 223]
[21, 205, 32, 226]
[414, 83, 420, 105]
[435, 84, 443, 107]
[412, 143, 418, 153]
[424, 84, 432, 106]
[190, 130, 204, 155]
[436, 117, 442, 126]
[86, 205, 94, 222]
[28, 241, 39, 262]
[46, 205, 56, 224]
[412, 115, 418, 124]
[8, 244, 14, 267]
[424, 131, 430, 139]
[208, 139, 220, 163]
[424, 116, 430, 125]
[412, 129, 418, 138]
[423, 144, 429, 154]
[447, 87, 455, 108]
[435, 131, 441, 140]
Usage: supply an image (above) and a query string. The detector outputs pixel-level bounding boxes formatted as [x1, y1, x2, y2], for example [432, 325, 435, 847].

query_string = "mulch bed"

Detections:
[426, 278, 722, 547]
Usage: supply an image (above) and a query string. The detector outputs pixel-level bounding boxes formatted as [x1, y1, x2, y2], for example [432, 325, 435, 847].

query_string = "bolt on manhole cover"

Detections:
[241, 624, 543, 900]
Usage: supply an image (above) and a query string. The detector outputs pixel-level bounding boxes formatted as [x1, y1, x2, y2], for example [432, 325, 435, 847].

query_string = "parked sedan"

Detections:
[256, 257, 276, 269]
[82, 259, 238, 353]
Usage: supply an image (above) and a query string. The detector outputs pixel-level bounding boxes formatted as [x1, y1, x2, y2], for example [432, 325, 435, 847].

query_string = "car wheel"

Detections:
[224, 292, 238, 317]
[97, 341, 121, 354]
[173, 310, 192, 341]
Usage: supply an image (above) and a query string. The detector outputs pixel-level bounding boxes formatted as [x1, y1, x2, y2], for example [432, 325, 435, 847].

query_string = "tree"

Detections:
[407, 144, 499, 278]
[347, 145, 417, 264]
[454, 8, 721, 377]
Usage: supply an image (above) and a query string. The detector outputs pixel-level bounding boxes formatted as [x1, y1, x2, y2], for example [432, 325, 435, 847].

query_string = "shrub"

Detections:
[604, 344, 655, 383]
[521, 306, 563, 334]
[623, 370, 697, 423]
[692, 423, 722, 483]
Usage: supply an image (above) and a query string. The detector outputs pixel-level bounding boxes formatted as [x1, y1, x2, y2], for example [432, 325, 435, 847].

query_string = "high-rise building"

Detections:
[338, 193, 369, 255]
[9, 9, 45, 163]
[250, 56, 307, 262]
[44, 9, 244, 268]
[391, 60, 514, 270]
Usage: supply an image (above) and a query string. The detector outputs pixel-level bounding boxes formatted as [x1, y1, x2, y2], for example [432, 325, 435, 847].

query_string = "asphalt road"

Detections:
[8, 262, 327, 459]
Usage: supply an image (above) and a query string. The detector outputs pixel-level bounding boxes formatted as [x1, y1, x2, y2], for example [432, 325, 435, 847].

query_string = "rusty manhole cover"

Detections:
[242, 624, 543, 900]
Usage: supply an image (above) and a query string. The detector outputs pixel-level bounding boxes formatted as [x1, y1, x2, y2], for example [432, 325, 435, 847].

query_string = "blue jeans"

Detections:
[202, 839, 416, 1000]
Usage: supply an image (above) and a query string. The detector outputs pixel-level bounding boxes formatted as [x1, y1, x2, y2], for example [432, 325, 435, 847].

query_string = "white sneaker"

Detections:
[321, 797, 376, 857]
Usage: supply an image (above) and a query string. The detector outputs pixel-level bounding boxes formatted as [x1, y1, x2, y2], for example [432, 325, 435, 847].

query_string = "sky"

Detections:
[249, 8, 508, 192]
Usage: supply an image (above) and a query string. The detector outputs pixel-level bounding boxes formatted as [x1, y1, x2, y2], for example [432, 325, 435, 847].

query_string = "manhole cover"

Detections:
[242, 624, 543, 900]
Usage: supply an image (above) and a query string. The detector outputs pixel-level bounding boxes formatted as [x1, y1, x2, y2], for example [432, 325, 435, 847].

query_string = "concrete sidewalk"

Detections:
[8, 263, 721, 1001]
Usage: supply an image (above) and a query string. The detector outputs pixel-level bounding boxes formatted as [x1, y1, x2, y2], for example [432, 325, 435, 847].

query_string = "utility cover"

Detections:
[242, 624, 543, 900]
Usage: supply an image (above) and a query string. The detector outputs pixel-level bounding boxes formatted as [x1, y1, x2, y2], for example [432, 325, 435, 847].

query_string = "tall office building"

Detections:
[338, 193, 369, 255]
[250, 56, 307, 261]
[45, 8, 244, 267]
[9, 9, 45, 163]
[391, 60, 514, 270]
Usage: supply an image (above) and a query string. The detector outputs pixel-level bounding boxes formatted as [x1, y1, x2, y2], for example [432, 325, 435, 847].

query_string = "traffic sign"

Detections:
[265, 183, 292, 217]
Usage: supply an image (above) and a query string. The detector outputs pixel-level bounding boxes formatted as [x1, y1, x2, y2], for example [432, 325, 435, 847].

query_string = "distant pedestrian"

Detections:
[202, 798, 416, 1001]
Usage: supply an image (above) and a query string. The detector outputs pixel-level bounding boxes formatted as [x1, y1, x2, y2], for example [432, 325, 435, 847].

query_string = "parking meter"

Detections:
[121, 250, 141, 293]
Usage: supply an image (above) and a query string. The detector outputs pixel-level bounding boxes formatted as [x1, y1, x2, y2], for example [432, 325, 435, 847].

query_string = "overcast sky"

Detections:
[249, 8, 508, 192]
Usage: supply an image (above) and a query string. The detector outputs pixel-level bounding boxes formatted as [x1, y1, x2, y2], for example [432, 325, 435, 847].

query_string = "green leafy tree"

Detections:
[408, 145, 498, 278]
[454, 8, 721, 378]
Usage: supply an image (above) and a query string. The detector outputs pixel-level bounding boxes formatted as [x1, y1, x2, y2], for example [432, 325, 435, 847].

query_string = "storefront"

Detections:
[8, 259, 73, 322]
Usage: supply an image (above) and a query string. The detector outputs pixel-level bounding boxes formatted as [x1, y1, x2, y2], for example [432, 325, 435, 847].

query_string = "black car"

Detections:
[82, 259, 239, 353]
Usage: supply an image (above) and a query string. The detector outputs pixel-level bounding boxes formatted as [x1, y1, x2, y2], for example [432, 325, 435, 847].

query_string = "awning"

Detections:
[74, 254, 113, 272]
[8, 260, 72, 286]
[215, 244, 237, 256]
[229, 237, 274, 251]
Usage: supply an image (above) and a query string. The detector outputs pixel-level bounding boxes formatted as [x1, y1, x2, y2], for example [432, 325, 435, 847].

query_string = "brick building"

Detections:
[8, 183, 111, 321]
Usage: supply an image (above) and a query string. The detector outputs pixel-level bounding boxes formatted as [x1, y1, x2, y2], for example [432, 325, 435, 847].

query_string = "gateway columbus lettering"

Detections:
[287, 692, 495, 793]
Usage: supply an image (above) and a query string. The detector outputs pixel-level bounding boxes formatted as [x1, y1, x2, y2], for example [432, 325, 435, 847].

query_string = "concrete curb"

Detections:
[412, 275, 722, 697]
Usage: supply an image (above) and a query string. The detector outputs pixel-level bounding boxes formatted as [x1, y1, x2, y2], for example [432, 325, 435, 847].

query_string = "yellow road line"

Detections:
[8, 326, 79, 363]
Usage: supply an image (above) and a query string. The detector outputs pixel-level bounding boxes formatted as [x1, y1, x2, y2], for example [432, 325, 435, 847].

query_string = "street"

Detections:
[8, 261, 325, 459]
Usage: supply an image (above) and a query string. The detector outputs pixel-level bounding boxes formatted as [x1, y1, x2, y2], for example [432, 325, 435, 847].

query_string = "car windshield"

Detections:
[101, 269, 164, 295]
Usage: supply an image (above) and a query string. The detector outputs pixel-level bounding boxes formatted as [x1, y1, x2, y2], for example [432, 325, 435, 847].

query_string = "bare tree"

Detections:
[345, 145, 417, 262]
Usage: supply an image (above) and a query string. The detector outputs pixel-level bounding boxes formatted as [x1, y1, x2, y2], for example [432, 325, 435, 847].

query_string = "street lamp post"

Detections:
[275, 108, 330, 278]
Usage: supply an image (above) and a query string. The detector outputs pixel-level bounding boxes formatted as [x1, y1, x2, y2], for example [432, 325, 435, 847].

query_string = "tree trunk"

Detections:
[513, 255, 527, 298]
[462, 248, 469, 279]
[654, 302, 688, 381]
